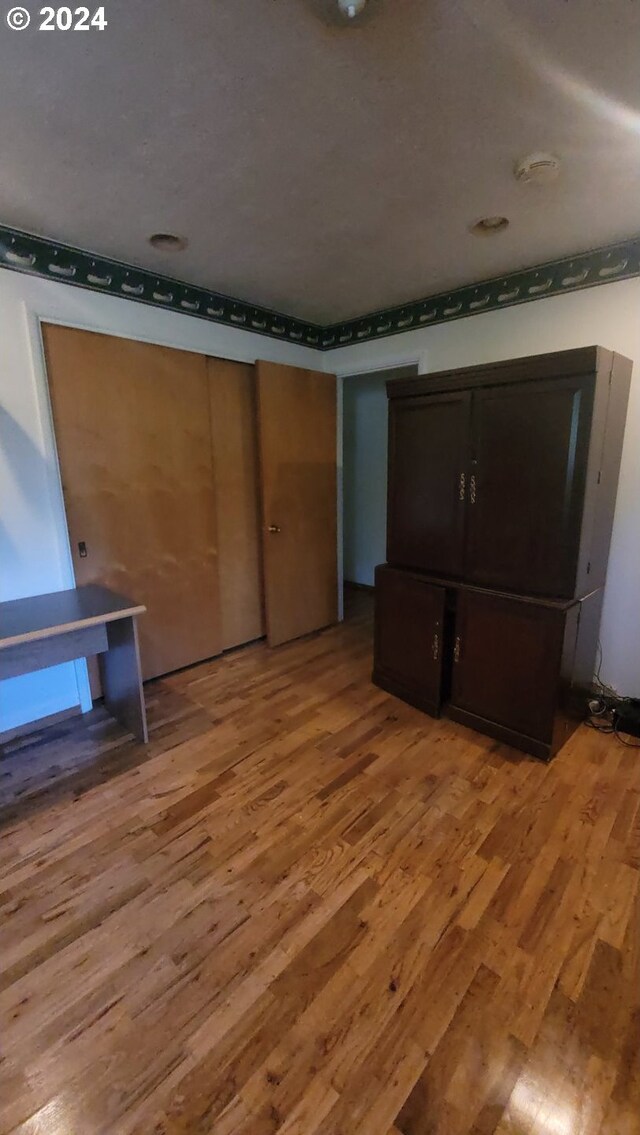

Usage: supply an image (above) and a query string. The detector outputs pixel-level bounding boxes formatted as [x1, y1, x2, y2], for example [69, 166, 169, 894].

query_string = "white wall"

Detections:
[334, 278, 640, 695]
[3, 270, 639, 729]
[0, 270, 319, 733]
[343, 373, 388, 584]
[343, 372, 391, 585]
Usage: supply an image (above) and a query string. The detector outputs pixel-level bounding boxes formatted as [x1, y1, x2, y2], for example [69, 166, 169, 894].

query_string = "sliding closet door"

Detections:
[43, 324, 222, 680]
[207, 357, 265, 650]
[256, 361, 337, 647]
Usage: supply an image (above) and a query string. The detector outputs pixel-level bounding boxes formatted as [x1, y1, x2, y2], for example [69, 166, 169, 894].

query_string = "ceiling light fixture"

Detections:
[470, 216, 510, 236]
[337, 0, 367, 18]
[148, 233, 188, 252]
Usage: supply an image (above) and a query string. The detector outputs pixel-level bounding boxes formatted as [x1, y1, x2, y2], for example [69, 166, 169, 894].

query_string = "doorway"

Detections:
[342, 364, 419, 588]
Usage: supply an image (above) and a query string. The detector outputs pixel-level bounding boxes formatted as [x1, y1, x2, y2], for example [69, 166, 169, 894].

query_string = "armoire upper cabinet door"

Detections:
[465, 376, 594, 597]
[387, 391, 471, 577]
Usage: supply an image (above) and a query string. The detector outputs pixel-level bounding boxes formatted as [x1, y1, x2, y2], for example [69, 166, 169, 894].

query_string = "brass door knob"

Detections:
[268, 524, 281, 533]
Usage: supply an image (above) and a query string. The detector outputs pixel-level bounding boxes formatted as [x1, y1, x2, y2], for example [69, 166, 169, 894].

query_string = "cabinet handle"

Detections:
[454, 635, 461, 663]
[267, 524, 281, 533]
[459, 472, 466, 501]
[432, 632, 439, 661]
[470, 474, 477, 505]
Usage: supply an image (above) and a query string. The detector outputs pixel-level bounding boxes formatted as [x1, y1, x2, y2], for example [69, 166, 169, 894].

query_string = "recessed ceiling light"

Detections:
[148, 233, 188, 252]
[470, 216, 510, 236]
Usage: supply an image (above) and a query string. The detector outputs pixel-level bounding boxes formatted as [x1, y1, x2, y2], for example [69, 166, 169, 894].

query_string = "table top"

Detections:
[0, 585, 146, 649]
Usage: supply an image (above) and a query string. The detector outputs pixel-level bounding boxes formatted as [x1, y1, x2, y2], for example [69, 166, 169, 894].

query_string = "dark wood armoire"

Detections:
[373, 346, 632, 759]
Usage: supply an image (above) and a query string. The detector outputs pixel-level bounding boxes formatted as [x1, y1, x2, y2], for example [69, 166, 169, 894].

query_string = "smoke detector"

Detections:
[514, 152, 561, 185]
[337, 0, 367, 18]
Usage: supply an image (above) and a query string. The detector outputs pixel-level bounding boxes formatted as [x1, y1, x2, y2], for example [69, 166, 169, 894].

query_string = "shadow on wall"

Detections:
[343, 365, 418, 587]
[0, 405, 58, 592]
[0, 406, 81, 734]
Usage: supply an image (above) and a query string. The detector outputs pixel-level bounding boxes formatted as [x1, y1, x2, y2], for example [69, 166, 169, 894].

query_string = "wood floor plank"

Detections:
[0, 592, 638, 1134]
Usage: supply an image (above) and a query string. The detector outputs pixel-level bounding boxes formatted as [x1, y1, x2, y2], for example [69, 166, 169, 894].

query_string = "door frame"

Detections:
[27, 311, 93, 710]
[336, 374, 344, 621]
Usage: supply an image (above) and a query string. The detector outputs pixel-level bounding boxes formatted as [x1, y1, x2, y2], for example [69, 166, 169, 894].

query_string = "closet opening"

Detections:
[40, 324, 338, 709]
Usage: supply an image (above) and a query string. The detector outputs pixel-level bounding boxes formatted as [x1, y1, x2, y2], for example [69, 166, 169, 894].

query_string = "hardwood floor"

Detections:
[0, 593, 638, 1135]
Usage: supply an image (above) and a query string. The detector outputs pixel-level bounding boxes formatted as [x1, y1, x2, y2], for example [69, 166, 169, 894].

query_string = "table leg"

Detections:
[99, 616, 148, 743]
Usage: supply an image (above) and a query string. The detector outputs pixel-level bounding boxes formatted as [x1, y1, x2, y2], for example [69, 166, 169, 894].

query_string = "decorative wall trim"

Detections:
[0, 223, 322, 348]
[1, 222, 639, 352]
[320, 237, 640, 349]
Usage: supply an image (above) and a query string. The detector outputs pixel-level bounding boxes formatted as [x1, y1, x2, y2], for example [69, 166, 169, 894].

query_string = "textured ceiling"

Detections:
[1, 0, 639, 323]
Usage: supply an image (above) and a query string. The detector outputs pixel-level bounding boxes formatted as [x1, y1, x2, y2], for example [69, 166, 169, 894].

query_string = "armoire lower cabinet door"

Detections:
[373, 565, 445, 716]
[448, 589, 570, 758]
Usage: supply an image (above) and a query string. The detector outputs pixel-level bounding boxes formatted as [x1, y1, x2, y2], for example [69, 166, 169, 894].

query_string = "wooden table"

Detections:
[0, 585, 148, 742]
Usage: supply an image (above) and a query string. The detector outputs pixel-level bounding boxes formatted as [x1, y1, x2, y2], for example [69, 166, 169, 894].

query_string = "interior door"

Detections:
[387, 391, 471, 577]
[373, 565, 445, 716]
[207, 357, 265, 650]
[449, 589, 566, 744]
[256, 361, 337, 647]
[465, 377, 593, 597]
[44, 324, 222, 681]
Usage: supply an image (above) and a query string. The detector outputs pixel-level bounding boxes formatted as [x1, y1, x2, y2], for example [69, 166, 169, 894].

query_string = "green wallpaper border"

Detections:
[320, 237, 640, 349]
[1, 222, 639, 352]
[0, 223, 322, 348]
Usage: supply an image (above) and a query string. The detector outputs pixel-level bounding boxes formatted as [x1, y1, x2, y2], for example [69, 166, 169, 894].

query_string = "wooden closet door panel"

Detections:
[373, 565, 445, 716]
[207, 357, 265, 650]
[449, 590, 566, 744]
[256, 361, 337, 647]
[466, 377, 594, 597]
[43, 324, 222, 681]
[387, 392, 471, 577]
